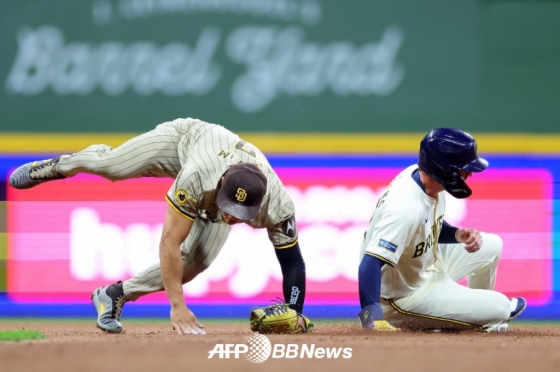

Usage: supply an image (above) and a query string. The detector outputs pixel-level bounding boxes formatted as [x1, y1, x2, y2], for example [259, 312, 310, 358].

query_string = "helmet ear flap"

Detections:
[442, 172, 472, 199]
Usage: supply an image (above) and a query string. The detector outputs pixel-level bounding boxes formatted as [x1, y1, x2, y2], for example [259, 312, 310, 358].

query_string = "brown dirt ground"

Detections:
[1, 320, 559, 372]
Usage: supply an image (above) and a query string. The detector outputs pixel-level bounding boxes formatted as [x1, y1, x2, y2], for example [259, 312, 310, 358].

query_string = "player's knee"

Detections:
[482, 233, 503, 259]
[198, 261, 211, 273]
[85, 144, 114, 157]
[182, 261, 212, 283]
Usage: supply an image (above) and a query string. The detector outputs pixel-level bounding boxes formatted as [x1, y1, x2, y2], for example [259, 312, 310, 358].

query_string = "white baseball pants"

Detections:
[381, 232, 511, 331]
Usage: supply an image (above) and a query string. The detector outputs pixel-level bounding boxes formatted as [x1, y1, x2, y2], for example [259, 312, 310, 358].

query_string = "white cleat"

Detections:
[486, 323, 509, 333]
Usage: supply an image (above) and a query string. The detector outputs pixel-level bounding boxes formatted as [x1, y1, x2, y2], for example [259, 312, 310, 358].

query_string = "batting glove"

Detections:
[358, 303, 397, 332]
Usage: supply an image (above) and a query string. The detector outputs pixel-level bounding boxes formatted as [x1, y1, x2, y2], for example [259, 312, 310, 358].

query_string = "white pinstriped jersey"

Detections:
[360, 165, 446, 299]
[164, 118, 298, 248]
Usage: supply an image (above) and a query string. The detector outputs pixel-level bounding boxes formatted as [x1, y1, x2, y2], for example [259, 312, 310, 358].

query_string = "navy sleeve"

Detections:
[438, 220, 460, 244]
[275, 242, 306, 314]
[358, 254, 384, 308]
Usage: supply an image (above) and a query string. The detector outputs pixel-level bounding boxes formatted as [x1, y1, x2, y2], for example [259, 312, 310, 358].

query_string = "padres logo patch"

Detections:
[175, 189, 196, 205]
[236, 188, 247, 202]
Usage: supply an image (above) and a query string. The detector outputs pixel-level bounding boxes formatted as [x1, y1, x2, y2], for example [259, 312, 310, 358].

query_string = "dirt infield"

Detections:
[1, 320, 559, 372]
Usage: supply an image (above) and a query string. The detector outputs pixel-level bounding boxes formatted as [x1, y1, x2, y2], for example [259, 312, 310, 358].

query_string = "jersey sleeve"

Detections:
[165, 165, 201, 221]
[364, 206, 420, 267]
[267, 214, 299, 249]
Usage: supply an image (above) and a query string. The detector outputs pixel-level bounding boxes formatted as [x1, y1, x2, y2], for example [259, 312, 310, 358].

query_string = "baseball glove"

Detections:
[250, 303, 313, 334]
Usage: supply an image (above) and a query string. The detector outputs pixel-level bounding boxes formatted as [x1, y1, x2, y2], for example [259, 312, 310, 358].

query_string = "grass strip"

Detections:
[0, 330, 45, 342]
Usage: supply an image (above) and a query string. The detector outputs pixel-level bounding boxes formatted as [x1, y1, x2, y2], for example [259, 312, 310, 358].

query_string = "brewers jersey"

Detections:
[360, 165, 446, 299]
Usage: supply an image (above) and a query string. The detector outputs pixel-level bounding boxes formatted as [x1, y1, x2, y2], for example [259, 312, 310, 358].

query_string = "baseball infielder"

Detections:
[10, 118, 311, 334]
[357, 128, 526, 332]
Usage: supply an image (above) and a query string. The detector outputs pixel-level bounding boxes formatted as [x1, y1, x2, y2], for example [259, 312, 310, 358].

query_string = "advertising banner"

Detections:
[7, 160, 554, 307]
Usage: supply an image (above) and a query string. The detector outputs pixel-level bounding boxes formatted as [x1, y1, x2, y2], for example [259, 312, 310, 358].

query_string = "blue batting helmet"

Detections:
[418, 128, 488, 199]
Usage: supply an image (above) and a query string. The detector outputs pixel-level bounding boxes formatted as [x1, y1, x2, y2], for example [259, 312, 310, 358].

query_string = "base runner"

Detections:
[357, 128, 526, 332]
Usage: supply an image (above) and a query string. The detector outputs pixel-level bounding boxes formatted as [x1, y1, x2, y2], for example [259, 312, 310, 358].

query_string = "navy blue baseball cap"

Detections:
[217, 163, 267, 221]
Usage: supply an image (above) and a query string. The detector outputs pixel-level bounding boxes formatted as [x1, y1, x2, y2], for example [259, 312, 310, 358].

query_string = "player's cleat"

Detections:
[91, 281, 127, 333]
[486, 323, 509, 333]
[508, 297, 527, 321]
[9, 157, 66, 189]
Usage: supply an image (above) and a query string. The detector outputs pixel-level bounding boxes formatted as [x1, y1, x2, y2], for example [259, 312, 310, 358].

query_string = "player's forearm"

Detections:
[282, 260, 306, 313]
[159, 240, 185, 308]
[438, 220, 459, 243]
[358, 254, 384, 308]
[275, 242, 306, 313]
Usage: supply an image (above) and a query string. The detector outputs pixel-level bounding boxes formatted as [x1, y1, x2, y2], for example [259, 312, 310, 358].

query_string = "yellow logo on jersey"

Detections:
[236, 188, 247, 202]
[175, 189, 196, 205]
[99, 302, 105, 315]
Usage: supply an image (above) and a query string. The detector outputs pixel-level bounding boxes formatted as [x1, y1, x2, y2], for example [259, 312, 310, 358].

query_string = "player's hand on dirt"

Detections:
[456, 228, 482, 253]
[296, 314, 307, 330]
[170, 305, 206, 335]
[358, 303, 398, 332]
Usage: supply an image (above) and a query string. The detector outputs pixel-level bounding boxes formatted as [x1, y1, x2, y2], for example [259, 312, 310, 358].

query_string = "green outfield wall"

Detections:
[1, 0, 559, 134]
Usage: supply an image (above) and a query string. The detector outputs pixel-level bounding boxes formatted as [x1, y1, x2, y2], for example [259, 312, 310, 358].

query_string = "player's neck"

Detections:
[418, 170, 444, 198]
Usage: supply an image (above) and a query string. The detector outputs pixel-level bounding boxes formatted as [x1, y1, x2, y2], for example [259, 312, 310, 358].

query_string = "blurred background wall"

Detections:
[1, 0, 559, 134]
[0, 0, 559, 320]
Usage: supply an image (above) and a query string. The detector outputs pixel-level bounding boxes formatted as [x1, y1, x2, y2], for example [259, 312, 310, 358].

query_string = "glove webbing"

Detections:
[264, 304, 290, 317]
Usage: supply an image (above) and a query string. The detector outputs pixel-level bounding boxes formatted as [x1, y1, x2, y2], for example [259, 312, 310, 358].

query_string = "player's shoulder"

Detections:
[382, 166, 420, 197]
[380, 167, 425, 216]
[175, 163, 204, 187]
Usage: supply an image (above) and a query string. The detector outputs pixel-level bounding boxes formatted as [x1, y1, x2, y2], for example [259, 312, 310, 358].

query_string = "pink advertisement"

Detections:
[7, 168, 553, 305]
